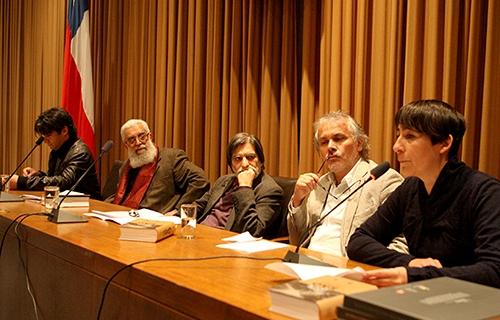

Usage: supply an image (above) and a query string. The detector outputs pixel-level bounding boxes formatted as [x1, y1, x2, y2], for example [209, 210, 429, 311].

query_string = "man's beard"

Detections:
[128, 140, 158, 168]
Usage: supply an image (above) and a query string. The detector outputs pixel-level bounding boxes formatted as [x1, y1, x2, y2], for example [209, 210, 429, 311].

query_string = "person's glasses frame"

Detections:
[125, 131, 150, 147]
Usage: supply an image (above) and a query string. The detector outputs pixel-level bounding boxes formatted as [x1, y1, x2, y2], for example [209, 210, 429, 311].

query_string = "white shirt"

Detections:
[307, 159, 362, 256]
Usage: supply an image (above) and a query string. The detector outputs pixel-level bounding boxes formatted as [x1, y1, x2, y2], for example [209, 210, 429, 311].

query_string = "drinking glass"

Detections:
[178, 204, 197, 239]
[42, 186, 60, 213]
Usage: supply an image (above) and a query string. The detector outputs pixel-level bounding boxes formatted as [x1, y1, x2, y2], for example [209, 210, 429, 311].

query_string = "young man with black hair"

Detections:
[4, 107, 101, 199]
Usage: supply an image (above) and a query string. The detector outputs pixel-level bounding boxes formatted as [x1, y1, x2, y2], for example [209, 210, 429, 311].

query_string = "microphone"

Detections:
[283, 161, 391, 265]
[0, 136, 44, 202]
[47, 140, 113, 223]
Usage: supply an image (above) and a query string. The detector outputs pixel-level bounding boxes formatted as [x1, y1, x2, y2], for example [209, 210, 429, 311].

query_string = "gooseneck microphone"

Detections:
[283, 161, 391, 265]
[48, 140, 113, 223]
[0, 136, 44, 202]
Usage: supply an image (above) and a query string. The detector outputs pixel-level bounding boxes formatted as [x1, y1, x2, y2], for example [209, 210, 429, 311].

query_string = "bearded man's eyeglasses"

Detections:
[125, 131, 150, 146]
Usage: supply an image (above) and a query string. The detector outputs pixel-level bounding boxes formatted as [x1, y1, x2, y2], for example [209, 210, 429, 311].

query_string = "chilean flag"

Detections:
[61, 0, 96, 157]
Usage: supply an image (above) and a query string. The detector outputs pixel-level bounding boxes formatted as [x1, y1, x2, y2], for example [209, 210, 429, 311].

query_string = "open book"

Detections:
[84, 208, 181, 225]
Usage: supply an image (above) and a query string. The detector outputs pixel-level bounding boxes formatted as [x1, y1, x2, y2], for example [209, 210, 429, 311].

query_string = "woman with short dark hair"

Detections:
[347, 100, 500, 288]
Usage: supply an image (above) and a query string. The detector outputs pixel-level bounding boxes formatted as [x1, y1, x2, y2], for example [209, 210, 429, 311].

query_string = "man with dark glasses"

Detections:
[194, 132, 283, 238]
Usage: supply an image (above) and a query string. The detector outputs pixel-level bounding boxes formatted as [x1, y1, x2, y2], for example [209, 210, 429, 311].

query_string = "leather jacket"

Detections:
[17, 137, 101, 199]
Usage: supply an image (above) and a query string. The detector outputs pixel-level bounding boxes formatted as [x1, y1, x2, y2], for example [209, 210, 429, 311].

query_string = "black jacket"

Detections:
[17, 137, 101, 199]
[347, 161, 500, 288]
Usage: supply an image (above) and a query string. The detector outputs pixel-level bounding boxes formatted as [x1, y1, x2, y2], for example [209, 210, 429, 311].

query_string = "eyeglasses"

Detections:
[125, 131, 150, 146]
[232, 153, 258, 162]
[128, 210, 140, 217]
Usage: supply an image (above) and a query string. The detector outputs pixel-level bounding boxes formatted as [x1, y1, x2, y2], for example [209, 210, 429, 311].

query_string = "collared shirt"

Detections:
[307, 159, 363, 256]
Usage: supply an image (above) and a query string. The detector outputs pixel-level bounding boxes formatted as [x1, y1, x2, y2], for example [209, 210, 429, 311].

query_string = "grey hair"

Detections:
[313, 111, 370, 160]
[120, 119, 150, 141]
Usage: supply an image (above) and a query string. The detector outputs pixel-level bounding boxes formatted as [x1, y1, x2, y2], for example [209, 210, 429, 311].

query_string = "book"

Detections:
[343, 277, 500, 320]
[84, 208, 181, 225]
[58, 190, 90, 207]
[269, 276, 377, 320]
[119, 219, 176, 243]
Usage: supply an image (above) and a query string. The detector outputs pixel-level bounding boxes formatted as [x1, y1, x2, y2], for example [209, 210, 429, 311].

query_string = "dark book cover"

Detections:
[344, 277, 500, 320]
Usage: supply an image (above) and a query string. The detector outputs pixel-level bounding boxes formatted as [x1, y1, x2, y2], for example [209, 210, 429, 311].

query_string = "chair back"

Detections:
[101, 160, 124, 200]
[266, 176, 296, 239]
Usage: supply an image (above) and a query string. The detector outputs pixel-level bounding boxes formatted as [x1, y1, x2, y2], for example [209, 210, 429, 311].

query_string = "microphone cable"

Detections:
[96, 255, 283, 320]
[0, 212, 47, 259]
[0, 212, 48, 320]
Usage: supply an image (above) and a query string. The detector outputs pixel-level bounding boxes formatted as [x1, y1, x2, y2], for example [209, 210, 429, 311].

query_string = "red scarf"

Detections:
[113, 150, 159, 209]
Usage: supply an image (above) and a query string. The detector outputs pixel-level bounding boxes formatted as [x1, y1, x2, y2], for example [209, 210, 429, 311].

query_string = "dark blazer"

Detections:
[195, 173, 283, 238]
[108, 148, 210, 213]
[16, 137, 101, 199]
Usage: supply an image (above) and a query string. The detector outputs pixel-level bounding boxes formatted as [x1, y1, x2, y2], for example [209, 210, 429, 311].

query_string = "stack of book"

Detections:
[268, 276, 376, 320]
[338, 277, 500, 320]
[119, 219, 175, 243]
[58, 190, 90, 208]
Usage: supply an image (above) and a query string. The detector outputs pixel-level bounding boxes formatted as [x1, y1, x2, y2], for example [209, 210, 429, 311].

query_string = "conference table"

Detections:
[0, 193, 374, 320]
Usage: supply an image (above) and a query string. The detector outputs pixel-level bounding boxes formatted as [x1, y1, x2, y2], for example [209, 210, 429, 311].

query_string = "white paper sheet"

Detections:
[221, 231, 262, 242]
[216, 240, 288, 253]
[265, 261, 365, 281]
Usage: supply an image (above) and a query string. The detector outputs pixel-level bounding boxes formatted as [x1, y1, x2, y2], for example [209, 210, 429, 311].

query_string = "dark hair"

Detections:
[226, 132, 265, 171]
[395, 99, 466, 159]
[34, 107, 77, 139]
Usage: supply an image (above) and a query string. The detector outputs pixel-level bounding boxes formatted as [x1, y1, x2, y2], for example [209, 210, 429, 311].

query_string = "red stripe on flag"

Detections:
[62, 24, 96, 157]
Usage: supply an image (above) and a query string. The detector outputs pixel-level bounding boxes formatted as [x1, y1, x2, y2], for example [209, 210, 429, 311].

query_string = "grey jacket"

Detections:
[287, 159, 407, 256]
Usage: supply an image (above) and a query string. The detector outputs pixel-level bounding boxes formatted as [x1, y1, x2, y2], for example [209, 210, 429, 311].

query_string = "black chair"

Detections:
[266, 176, 297, 240]
[101, 160, 123, 200]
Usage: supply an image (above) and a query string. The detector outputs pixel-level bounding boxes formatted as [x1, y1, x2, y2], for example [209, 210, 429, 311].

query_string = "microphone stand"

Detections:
[48, 140, 113, 223]
[283, 161, 390, 265]
[0, 137, 44, 202]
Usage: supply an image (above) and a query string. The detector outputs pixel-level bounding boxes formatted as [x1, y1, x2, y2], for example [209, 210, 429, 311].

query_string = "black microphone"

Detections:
[48, 140, 113, 223]
[283, 161, 391, 265]
[0, 136, 44, 202]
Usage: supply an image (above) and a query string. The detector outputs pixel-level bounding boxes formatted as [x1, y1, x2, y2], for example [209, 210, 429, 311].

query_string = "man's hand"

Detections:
[2, 174, 19, 190]
[362, 267, 408, 287]
[237, 165, 258, 187]
[291, 173, 319, 207]
[22, 167, 39, 177]
[408, 258, 443, 268]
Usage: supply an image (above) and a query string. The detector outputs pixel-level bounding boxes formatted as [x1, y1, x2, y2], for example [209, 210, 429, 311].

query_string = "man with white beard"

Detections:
[107, 119, 209, 213]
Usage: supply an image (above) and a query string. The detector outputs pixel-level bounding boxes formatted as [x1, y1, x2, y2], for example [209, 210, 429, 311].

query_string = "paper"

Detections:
[222, 231, 262, 242]
[265, 261, 365, 281]
[216, 240, 288, 253]
[22, 194, 42, 202]
[60, 190, 86, 196]
[84, 208, 181, 225]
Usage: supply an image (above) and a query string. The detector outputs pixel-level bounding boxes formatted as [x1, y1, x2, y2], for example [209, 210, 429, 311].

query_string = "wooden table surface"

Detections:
[0, 193, 375, 320]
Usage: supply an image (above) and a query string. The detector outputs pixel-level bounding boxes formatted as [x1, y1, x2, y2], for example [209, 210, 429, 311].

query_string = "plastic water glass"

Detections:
[42, 186, 60, 213]
[179, 204, 197, 239]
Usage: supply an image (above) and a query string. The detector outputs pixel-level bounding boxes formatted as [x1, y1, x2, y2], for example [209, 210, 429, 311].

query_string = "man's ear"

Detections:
[61, 126, 69, 136]
[439, 134, 453, 155]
